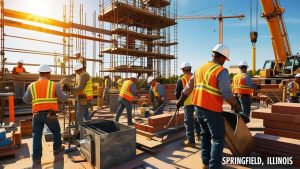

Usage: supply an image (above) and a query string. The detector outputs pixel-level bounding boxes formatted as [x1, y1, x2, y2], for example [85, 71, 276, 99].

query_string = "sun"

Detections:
[25, 0, 50, 17]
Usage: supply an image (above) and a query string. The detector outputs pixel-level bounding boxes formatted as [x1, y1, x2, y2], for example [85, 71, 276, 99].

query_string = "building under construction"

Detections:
[99, 0, 178, 78]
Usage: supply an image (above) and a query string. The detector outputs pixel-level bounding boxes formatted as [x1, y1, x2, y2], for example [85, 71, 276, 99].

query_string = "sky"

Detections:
[3, 0, 300, 76]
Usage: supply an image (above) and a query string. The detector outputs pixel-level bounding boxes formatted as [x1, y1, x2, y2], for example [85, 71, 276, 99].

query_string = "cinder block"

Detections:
[272, 102, 300, 115]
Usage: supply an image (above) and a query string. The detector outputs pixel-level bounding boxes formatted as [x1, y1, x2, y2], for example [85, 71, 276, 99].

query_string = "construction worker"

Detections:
[12, 59, 28, 99]
[148, 76, 166, 115]
[115, 74, 138, 125]
[114, 74, 124, 91]
[232, 61, 258, 123]
[287, 73, 300, 103]
[177, 44, 241, 169]
[69, 63, 93, 129]
[103, 73, 111, 106]
[23, 64, 67, 165]
[175, 62, 201, 147]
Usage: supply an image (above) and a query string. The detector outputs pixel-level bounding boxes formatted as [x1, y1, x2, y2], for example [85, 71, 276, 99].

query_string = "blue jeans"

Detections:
[184, 105, 201, 143]
[32, 111, 62, 160]
[76, 101, 90, 129]
[195, 106, 225, 169]
[115, 98, 132, 124]
[236, 94, 251, 118]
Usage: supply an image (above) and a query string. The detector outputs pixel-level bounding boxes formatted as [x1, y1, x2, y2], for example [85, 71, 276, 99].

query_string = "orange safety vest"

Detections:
[119, 80, 134, 101]
[15, 66, 25, 73]
[181, 74, 193, 105]
[152, 82, 161, 97]
[290, 81, 300, 97]
[232, 73, 253, 95]
[192, 62, 224, 112]
[29, 79, 58, 113]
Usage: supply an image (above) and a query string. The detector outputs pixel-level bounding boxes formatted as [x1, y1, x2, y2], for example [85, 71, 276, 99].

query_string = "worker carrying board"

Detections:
[175, 61, 201, 147]
[232, 61, 258, 123]
[287, 73, 300, 103]
[177, 44, 242, 169]
[114, 74, 138, 125]
[23, 64, 68, 166]
[148, 76, 166, 115]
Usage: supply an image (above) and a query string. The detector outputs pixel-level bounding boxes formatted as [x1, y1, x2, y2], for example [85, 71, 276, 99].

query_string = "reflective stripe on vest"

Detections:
[192, 62, 224, 112]
[181, 74, 193, 105]
[290, 81, 300, 97]
[152, 82, 161, 97]
[76, 72, 93, 100]
[29, 79, 58, 113]
[119, 80, 134, 101]
[15, 66, 24, 73]
[232, 73, 253, 95]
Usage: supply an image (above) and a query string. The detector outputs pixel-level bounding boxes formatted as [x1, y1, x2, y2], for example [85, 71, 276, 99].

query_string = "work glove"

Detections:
[176, 94, 187, 109]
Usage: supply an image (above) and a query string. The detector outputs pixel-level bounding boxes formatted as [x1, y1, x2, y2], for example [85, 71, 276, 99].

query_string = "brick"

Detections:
[271, 102, 300, 115]
[259, 84, 279, 89]
[264, 120, 300, 132]
[264, 128, 300, 140]
[135, 123, 147, 132]
[145, 125, 164, 133]
[20, 119, 32, 137]
[164, 84, 176, 89]
[252, 109, 300, 123]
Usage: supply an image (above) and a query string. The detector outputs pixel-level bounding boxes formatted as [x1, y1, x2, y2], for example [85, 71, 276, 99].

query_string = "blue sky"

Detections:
[4, 0, 300, 75]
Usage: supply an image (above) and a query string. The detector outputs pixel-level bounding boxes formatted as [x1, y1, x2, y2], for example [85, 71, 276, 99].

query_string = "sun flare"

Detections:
[25, 0, 50, 17]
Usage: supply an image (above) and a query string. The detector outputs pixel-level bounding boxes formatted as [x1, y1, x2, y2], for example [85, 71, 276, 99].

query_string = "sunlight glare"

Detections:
[25, 0, 50, 17]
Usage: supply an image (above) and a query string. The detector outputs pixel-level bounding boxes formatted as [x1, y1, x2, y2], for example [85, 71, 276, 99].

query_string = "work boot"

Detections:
[181, 140, 196, 147]
[53, 145, 65, 155]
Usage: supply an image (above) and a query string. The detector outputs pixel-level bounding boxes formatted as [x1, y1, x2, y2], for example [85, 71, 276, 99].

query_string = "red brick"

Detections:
[145, 125, 164, 133]
[271, 102, 300, 115]
[264, 120, 300, 132]
[134, 123, 147, 132]
[252, 109, 300, 123]
[264, 128, 300, 140]
[148, 114, 169, 126]
[164, 84, 176, 89]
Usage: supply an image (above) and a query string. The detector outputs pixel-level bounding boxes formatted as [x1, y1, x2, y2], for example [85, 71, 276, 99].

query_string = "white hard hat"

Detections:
[130, 74, 138, 79]
[73, 63, 83, 71]
[147, 76, 155, 83]
[38, 64, 52, 73]
[104, 73, 109, 77]
[295, 73, 300, 78]
[238, 61, 249, 67]
[212, 44, 230, 61]
[18, 59, 24, 64]
[180, 62, 192, 69]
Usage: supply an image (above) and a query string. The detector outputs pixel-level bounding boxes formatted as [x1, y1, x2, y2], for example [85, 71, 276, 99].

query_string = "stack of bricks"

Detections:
[164, 84, 176, 101]
[252, 102, 300, 166]
[135, 111, 184, 135]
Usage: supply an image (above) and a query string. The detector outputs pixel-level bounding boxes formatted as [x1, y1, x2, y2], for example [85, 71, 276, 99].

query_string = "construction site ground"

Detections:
[0, 104, 298, 169]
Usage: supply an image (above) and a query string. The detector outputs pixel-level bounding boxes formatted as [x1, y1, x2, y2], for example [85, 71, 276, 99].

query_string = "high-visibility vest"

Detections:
[29, 79, 58, 113]
[181, 74, 193, 106]
[290, 81, 300, 97]
[76, 72, 93, 100]
[152, 82, 161, 97]
[232, 73, 253, 95]
[192, 62, 224, 112]
[15, 66, 25, 73]
[119, 80, 134, 101]
[117, 78, 124, 91]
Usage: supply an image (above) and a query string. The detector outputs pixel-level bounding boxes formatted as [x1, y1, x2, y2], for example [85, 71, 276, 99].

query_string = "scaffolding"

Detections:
[99, 0, 178, 78]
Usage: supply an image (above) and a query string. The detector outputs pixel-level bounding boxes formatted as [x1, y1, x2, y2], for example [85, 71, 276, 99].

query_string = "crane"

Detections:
[177, 4, 245, 44]
[259, 0, 299, 77]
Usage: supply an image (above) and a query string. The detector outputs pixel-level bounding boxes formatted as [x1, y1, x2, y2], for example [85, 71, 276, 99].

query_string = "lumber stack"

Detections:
[135, 111, 184, 137]
[252, 102, 300, 166]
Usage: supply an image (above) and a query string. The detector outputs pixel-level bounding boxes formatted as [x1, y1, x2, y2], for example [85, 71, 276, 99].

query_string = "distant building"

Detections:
[228, 65, 240, 74]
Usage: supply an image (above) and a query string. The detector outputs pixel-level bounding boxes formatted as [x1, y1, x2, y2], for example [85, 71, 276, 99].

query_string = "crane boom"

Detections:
[260, 0, 292, 70]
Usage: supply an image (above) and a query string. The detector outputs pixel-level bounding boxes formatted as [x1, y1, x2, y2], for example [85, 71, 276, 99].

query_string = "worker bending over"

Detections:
[69, 63, 93, 129]
[12, 59, 28, 99]
[175, 62, 201, 147]
[232, 61, 258, 123]
[103, 73, 112, 106]
[115, 75, 138, 125]
[287, 73, 300, 103]
[177, 44, 241, 169]
[23, 64, 67, 165]
[148, 77, 166, 115]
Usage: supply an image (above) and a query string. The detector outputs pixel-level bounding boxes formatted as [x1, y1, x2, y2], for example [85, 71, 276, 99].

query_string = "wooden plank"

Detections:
[271, 102, 300, 115]
[143, 157, 176, 169]
[264, 128, 300, 140]
[252, 109, 300, 123]
[264, 120, 300, 132]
